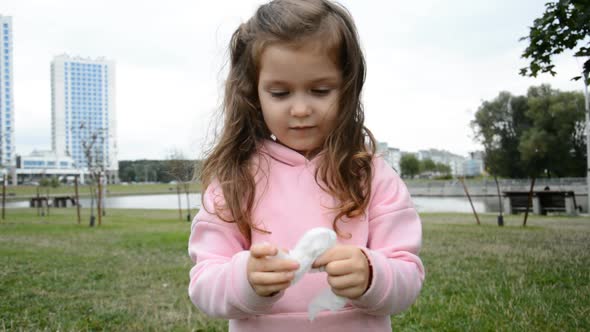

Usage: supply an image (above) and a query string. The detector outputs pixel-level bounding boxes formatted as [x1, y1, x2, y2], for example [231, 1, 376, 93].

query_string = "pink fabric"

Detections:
[188, 140, 425, 331]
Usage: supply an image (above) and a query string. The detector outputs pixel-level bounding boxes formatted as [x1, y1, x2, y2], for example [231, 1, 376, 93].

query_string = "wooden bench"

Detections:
[30, 196, 77, 208]
[503, 190, 578, 215]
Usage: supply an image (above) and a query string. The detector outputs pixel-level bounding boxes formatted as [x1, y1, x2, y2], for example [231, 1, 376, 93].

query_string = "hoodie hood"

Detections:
[259, 139, 322, 167]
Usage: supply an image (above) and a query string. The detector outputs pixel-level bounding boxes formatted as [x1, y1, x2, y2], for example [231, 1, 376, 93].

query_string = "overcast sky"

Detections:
[2, 0, 586, 160]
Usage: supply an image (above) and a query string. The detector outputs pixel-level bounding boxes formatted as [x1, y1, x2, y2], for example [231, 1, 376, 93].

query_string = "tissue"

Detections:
[272, 227, 348, 321]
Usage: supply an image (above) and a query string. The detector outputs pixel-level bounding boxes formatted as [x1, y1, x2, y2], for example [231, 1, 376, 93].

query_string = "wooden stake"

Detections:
[177, 183, 182, 221]
[97, 173, 102, 226]
[46, 188, 50, 217]
[523, 177, 536, 227]
[74, 175, 81, 224]
[1, 174, 6, 220]
[460, 177, 481, 225]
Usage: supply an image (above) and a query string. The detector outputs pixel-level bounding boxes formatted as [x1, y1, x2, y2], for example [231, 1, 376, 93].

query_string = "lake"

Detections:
[5, 193, 511, 213]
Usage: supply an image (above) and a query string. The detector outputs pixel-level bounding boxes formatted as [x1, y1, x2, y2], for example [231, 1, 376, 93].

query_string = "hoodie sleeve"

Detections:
[350, 157, 425, 316]
[187, 182, 283, 319]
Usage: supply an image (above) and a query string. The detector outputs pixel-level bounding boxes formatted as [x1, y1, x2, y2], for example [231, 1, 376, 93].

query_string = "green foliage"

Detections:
[471, 92, 531, 178]
[433, 174, 453, 180]
[435, 162, 451, 175]
[520, 85, 586, 176]
[419, 158, 437, 173]
[118, 159, 202, 183]
[39, 178, 51, 187]
[472, 85, 586, 178]
[416, 159, 451, 178]
[520, 0, 590, 83]
[39, 177, 59, 188]
[50, 177, 60, 188]
[400, 154, 420, 178]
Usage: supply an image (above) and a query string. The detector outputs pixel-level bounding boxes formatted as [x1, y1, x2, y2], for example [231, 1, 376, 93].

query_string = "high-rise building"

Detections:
[376, 141, 401, 172]
[0, 15, 15, 169]
[51, 54, 117, 180]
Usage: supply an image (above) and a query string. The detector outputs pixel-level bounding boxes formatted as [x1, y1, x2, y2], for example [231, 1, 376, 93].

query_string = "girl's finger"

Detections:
[257, 281, 292, 296]
[327, 273, 362, 290]
[324, 258, 360, 276]
[250, 271, 295, 286]
[259, 257, 299, 272]
[250, 243, 277, 258]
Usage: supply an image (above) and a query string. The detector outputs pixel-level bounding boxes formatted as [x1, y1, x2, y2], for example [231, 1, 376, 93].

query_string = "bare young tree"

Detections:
[80, 122, 108, 226]
[166, 150, 196, 222]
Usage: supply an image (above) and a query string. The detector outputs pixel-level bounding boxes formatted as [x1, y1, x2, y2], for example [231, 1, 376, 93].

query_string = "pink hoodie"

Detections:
[188, 140, 424, 332]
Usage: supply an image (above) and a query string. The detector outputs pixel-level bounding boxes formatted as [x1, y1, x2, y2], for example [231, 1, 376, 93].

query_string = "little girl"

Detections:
[188, 0, 424, 331]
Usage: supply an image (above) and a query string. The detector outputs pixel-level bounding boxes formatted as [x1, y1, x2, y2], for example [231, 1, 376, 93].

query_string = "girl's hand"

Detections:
[247, 243, 299, 297]
[312, 245, 371, 300]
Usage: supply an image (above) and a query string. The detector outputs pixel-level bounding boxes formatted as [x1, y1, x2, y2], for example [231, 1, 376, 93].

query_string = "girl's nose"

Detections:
[290, 97, 312, 117]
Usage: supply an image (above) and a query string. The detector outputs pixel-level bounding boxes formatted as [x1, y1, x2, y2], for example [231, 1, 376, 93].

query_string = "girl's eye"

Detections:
[270, 91, 289, 98]
[311, 89, 331, 96]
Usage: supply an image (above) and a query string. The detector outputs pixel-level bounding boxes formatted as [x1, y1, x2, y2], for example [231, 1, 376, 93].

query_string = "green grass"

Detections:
[1, 209, 589, 331]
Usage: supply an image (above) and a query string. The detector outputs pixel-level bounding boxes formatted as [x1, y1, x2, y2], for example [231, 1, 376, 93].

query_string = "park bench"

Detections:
[30, 195, 77, 208]
[503, 190, 578, 215]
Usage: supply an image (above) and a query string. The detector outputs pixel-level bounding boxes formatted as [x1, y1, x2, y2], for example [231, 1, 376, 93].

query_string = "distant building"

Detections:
[376, 141, 401, 173]
[417, 148, 465, 176]
[463, 151, 484, 177]
[19, 150, 75, 170]
[15, 150, 83, 184]
[0, 15, 15, 169]
[51, 54, 118, 182]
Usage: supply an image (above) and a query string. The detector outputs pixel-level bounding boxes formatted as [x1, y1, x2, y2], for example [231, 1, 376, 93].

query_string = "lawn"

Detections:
[0, 209, 588, 331]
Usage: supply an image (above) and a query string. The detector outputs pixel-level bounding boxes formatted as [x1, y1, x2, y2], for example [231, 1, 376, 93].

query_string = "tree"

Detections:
[520, 0, 590, 83]
[521, 85, 586, 177]
[435, 162, 451, 175]
[166, 150, 196, 221]
[419, 158, 437, 174]
[80, 123, 108, 226]
[473, 86, 586, 178]
[471, 92, 531, 178]
[520, 0, 590, 211]
[400, 154, 420, 179]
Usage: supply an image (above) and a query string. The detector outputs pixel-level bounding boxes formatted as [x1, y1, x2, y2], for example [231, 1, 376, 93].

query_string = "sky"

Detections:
[2, 0, 587, 160]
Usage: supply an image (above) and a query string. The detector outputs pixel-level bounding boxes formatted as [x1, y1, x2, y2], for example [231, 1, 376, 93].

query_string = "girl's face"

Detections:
[257, 41, 342, 157]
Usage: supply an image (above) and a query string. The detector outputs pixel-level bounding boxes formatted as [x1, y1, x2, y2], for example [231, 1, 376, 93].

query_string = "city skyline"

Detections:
[1, 1, 587, 160]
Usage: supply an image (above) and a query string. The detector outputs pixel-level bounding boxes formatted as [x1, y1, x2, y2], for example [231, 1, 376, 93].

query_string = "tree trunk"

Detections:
[523, 177, 536, 227]
[74, 175, 81, 224]
[2, 174, 6, 220]
[36, 187, 41, 216]
[177, 183, 183, 221]
[460, 177, 480, 225]
[97, 173, 102, 226]
[494, 175, 504, 226]
[185, 182, 191, 222]
[89, 182, 95, 227]
[46, 188, 50, 217]
[101, 174, 106, 217]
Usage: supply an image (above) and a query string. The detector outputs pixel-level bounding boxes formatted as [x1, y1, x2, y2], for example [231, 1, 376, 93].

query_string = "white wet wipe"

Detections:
[272, 228, 348, 321]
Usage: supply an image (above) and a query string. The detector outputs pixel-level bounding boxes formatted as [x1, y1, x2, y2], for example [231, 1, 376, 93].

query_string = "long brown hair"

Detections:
[200, 0, 376, 242]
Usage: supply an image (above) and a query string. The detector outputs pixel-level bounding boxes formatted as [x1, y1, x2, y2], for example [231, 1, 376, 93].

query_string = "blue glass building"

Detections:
[51, 55, 118, 179]
[0, 15, 14, 169]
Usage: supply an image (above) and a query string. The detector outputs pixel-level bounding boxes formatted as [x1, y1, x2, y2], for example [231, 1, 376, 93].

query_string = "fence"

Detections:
[406, 178, 588, 197]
